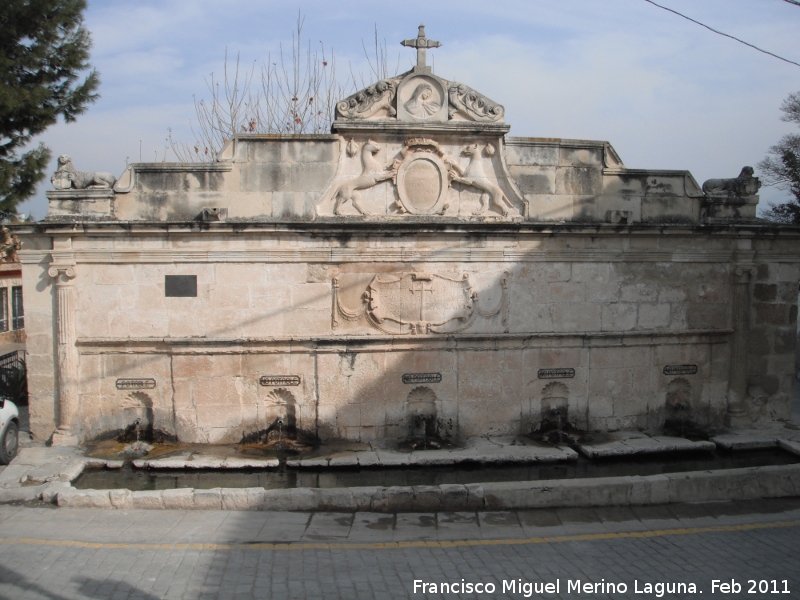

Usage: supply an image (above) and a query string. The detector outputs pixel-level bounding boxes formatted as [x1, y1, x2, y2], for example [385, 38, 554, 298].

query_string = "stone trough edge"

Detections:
[54, 463, 800, 512]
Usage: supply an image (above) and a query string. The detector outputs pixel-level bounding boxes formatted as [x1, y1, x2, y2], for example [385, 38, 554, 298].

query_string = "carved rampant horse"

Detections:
[457, 143, 514, 216]
[333, 140, 392, 216]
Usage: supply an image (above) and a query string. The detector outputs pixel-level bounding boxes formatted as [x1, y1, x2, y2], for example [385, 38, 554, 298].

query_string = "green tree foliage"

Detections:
[0, 0, 99, 218]
[759, 92, 800, 223]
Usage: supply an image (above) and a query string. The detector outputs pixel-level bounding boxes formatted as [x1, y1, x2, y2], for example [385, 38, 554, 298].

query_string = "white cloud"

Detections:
[18, 0, 800, 219]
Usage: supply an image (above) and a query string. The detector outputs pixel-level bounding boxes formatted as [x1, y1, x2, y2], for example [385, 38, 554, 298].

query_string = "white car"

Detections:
[0, 398, 19, 465]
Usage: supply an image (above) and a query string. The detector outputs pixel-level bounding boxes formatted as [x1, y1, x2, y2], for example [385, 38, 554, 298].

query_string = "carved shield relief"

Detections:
[367, 272, 472, 328]
[332, 271, 509, 335]
[396, 154, 448, 215]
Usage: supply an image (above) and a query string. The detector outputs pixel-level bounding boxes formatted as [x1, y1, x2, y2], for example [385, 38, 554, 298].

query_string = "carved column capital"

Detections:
[732, 266, 752, 284]
[48, 264, 76, 280]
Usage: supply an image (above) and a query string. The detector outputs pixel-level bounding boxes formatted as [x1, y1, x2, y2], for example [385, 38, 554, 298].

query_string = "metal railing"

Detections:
[0, 349, 25, 371]
[0, 350, 27, 404]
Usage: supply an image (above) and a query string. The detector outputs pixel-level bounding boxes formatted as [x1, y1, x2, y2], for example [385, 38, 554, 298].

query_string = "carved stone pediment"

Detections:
[333, 26, 504, 125]
[336, 72, 505, 125]
[332, 271, 509, 335]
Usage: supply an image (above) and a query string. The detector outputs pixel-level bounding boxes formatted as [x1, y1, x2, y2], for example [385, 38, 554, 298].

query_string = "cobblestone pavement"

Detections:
[1, 499, 799, 599]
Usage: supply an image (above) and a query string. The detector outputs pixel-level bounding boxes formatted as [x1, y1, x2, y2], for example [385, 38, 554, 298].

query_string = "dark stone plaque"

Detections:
[402, 372, 442, 384]
[259, 375, 301, 387]
[165, 275, 197, 297]
[537, 368, 575, 379]
[116, 378, 156, 390]
[663, 364, 698, 376]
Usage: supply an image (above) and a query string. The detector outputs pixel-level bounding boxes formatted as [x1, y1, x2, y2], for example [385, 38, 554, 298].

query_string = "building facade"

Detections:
[14, 28, 800, 446]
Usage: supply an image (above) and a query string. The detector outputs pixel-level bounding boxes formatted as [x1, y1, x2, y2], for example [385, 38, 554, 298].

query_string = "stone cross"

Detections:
[410, 277, 434, 321]
[401, 24, 441, 70]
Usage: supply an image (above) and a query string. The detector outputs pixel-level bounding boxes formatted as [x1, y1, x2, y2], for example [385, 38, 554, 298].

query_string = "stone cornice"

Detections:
[331, 121, 510, 136]
[76, 328, 732, 354]
[11, 220, 800, 237]
[17, 247, 746, 265]
[122, 162, 233, 173]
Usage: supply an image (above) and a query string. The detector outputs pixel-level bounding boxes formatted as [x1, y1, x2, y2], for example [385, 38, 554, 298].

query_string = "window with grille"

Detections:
[11, 286, 23, 330]
[0, 288, 7, 332]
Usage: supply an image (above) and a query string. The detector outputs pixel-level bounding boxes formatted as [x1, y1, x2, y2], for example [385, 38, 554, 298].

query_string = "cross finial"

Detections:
[401, 24, 441, 71]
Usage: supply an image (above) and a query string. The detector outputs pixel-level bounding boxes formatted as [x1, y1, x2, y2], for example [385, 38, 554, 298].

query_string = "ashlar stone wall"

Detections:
[18, 222, 796, 445]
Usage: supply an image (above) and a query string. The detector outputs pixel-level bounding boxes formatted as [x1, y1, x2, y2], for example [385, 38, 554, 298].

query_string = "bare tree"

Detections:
[171, 15, 398, 163]
[758, 91, 800, 223]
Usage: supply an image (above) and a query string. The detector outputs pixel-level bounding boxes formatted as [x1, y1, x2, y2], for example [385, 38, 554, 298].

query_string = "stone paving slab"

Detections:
[132, 453, 280, 469]
[577, 434, 715, 458]
[289, 439, 577, 468]
[3, 505, 798, 600]
[2, 498, 799, 545]
[712, 430, 781, 450]
[779, 438, 800, 456]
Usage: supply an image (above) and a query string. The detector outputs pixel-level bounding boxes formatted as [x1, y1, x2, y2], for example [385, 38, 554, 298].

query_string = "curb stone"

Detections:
[55, 463, 800, 512]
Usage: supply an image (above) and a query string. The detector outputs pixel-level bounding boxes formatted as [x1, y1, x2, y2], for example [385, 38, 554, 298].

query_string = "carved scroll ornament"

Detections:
[336, 79, 398, 120]
[448, 83, 505, 122]
[332, 271, 509, 335]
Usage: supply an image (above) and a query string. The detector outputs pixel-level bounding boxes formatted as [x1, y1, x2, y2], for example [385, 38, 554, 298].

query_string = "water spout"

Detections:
[418, 412, 427, 450]
[550, 408, 563, 444]
[134, 418, 142, 443]
[673, 403, 687, 437]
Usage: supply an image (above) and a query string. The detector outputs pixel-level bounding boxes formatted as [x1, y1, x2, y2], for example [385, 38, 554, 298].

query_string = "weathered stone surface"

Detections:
[57, 489, 112, 508]
[15, 29, 796, 452]
[41, 481, 72, 504]
[712, 432, 780, 450]
[577, 434, 715, 458]
[131, 490, 165, 509]
[109, 489, 133, 509]
[161, 488, 195, 510]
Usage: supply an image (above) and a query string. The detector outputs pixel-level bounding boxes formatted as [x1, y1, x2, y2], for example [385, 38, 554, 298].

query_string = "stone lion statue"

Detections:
[702, 166, 760, 197]
[51, 155, 117, 190]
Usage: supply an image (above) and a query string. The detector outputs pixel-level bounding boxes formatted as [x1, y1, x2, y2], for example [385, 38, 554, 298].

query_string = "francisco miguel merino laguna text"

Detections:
[413, 578, 701, 596]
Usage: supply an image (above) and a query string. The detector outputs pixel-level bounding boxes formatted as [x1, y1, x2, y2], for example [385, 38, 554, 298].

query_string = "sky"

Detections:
[18, 0, 800, 220]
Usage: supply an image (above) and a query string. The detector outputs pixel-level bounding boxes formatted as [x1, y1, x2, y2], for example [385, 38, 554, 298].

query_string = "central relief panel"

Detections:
[332, 271, 509, 335]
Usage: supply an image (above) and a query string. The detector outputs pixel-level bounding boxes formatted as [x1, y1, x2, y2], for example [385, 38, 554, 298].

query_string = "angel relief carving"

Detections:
[332, 272, 509, 335]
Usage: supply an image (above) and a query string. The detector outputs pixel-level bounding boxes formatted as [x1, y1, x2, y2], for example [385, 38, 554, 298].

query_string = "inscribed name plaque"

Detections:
[259, 375, 301, 387]
[663, 365, 698, 376]
[402, 373, 442, 384]
[537, 368, 575, 379]
[116, 378, 156, 390]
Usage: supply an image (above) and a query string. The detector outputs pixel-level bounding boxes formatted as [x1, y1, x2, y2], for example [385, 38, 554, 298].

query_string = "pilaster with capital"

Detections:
[725, 266, 752, 427]
[48, 263, 79, 446]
